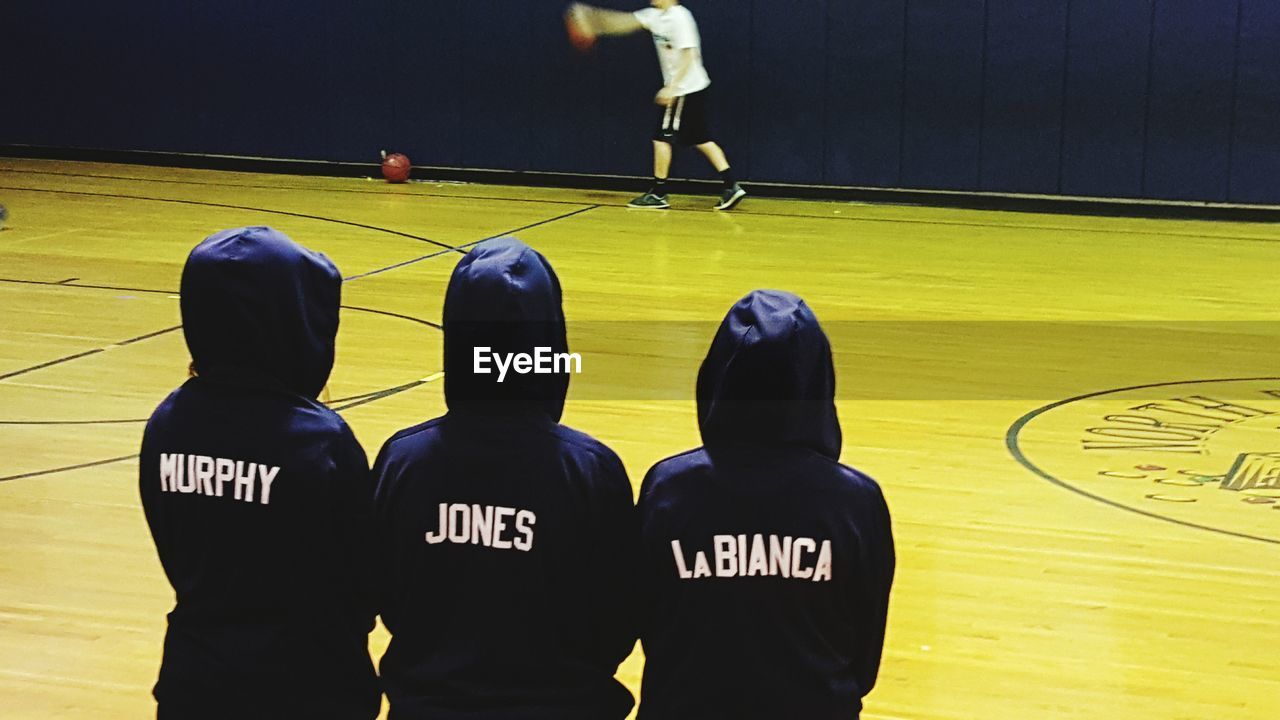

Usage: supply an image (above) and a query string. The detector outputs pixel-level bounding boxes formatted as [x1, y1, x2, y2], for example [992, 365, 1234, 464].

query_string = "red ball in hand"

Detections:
[565, 8, 596, 53]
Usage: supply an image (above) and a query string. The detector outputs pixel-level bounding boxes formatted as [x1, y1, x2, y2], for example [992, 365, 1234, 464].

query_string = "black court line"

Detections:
[0, 183, 597, 286]
[0, 379, 439, 483]
[0, 196, 595, 481]
[1, 384, 430, 427]
[339, 304, 441, 330]
[0, 290, 438, 383]
[325, 388, 390, 405]
[341, 249, 460, 281]
[0, 453, 138, 483]
[116, 325, 182, 346]
[0, 325, 181, 382]
[1005, 376, 1280, 546]
[12, 167, 1279, 242]
[332, 378, 437, 412]
[495, 204, 600, 238]
[343, 204, 600, 282]
[0, 418, 145, 425]
[0, 378, 437, 480]
[0, 185, 462, 254]
[0, 167, 599, 208]
[0, 347, 104, 382]
[0, 294, 441, 424]
[0, 188, 582, 391]
[0, 276, 177, 295]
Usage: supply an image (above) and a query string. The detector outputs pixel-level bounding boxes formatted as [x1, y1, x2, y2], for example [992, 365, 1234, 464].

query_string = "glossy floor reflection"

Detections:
[1, 158, 1277, 719]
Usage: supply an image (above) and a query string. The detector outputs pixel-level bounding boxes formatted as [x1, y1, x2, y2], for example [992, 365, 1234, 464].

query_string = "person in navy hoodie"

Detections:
[139, 226, 379, 720]
[371, 236, 638, 720]
[637, 290, 895, 720]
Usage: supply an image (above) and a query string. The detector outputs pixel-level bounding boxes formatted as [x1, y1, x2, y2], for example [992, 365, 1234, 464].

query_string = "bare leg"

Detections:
[696, 142, 730, 172]
[653, 140, 673, 180]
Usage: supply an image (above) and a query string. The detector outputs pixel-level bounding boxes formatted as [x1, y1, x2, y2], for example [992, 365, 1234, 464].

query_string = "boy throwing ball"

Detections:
[568, 1, 746, 210]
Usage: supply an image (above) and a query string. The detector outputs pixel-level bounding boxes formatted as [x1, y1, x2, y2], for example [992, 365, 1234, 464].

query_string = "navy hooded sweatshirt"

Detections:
[637, 290, 895, 720]
[139, 227, 379, 719]
[371, 237, 638, 720]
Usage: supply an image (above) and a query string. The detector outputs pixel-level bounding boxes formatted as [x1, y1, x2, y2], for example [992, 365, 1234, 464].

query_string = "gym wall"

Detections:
[2, 0, 1276, 203]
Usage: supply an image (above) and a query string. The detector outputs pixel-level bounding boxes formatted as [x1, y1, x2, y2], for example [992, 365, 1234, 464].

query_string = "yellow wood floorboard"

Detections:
[1, 159, 1277, 719]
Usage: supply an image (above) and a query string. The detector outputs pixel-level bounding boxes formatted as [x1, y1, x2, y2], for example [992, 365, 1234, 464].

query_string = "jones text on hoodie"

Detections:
[424, 502, 537, 552]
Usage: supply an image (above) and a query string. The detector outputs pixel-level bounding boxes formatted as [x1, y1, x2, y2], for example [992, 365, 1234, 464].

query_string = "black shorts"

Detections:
[653, 88, 713, 146]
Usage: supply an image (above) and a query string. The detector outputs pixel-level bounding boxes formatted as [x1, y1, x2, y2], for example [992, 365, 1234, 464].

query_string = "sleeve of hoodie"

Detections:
[849, 478, 895, 696]
[588, 449, 641, 670]
[332, 420, 378, 634]
[633, 464, 664, 635]
[368, 436, 400, 625]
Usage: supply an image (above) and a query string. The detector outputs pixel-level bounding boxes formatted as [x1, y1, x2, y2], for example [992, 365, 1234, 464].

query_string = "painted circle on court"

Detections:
[1008, 377, 1280, 545]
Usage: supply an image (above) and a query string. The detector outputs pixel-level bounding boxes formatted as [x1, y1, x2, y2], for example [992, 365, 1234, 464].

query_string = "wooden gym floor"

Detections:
[0, 158, 1277, 719]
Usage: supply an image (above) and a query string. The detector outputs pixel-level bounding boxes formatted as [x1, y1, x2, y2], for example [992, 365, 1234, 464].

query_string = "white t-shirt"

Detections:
[633, 5, 712, 96]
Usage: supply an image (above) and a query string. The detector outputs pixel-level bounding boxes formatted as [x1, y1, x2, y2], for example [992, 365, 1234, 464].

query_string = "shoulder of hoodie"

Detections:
[549, 422, 627, 476]
[145, 381, 358, 444]
[644, 446, 887, 504]
[379, 415, 447, 452]
[380, 416, 626, 476]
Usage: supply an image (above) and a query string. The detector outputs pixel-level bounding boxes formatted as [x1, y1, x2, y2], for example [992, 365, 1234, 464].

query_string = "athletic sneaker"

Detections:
[714, 183, 747, 210]
[628, 192, 670, 209]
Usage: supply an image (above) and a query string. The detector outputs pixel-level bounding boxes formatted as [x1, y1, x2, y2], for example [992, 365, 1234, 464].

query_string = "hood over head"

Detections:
[442, 236, 569, 421]
[696, 290, 841, 459]
[181, 226, 341, 399]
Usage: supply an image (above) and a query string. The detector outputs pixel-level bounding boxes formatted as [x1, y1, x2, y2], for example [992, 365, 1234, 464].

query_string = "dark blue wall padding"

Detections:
[383, 0, 464, 169]
[300, 2, 388, 161]
[185, 1, 358, 160]
[1230, 0, 1280, 204]
[824, 0, 906, 187]
[595, 30, 660, 177]
[0, 3, 46, 145]
[3, 0, 1279, 204]
[900, 0, 986, 190]
[979, 0, 1068, 194]
[529, 1, 607, 174]
[185, 0, 273, 156]
[1059, 0, 1153, 198]
[6, 1, 183, 152]
[537, 45, 608, 176]
[746, 0, 828, 183]
[458, 0, 535, 170]
[181, 0, 388, 162]
[1143, 0, 1237, 201]
[83, 1, 194, 153]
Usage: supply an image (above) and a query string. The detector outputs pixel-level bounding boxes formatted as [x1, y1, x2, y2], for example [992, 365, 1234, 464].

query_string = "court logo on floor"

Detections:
[1008, 378, 1280, 545]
